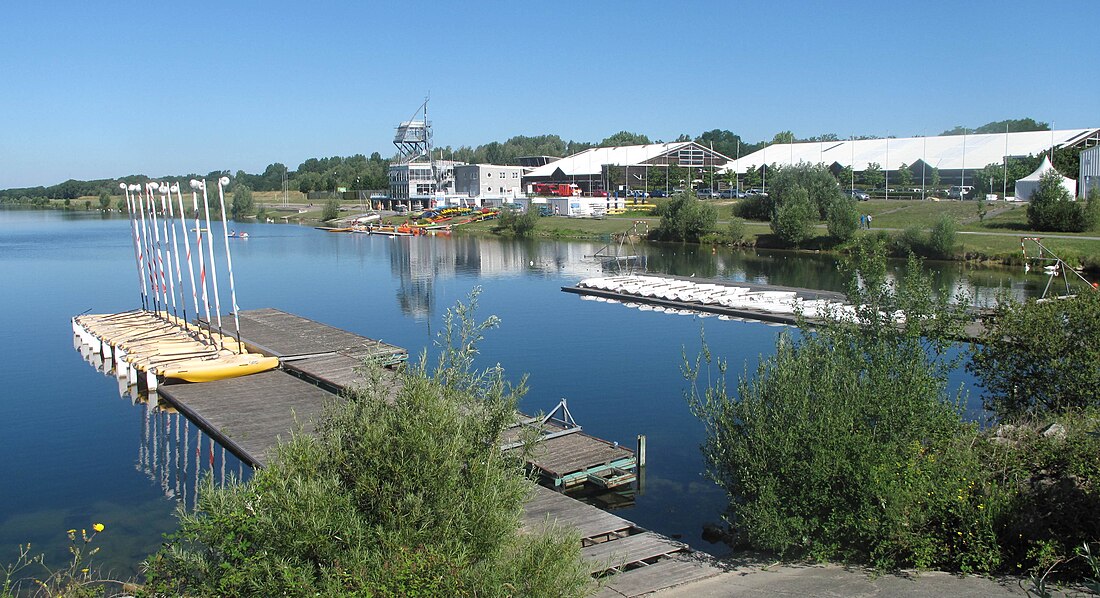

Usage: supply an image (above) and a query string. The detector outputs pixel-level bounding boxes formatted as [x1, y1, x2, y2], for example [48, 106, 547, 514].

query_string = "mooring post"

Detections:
[637, 434, 647, 468]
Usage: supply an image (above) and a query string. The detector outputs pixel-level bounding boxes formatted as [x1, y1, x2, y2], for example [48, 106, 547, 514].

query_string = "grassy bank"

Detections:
[46, 194, 1100, 269]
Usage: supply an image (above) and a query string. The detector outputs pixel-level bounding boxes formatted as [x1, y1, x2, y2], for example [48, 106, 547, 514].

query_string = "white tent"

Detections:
[1014, 156, 1076, 201]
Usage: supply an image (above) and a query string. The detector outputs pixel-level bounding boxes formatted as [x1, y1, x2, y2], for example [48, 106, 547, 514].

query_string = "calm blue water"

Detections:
[0, 208, 1054, 575]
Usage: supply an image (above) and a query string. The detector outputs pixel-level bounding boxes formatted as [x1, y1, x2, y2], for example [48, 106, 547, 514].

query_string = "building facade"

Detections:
[453, 164, 525, 198]
[388, 160, 463, 201]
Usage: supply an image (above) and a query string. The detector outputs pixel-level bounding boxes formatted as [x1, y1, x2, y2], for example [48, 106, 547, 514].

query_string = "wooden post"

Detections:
[637, 434, 647, 467]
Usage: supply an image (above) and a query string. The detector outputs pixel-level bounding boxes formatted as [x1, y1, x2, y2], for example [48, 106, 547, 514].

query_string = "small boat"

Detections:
[156, 353, 280, 383]
[227, 231, 249, 239]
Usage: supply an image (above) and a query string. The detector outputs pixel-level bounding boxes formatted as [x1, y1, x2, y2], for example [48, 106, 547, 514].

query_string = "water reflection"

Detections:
[386, 235, 1067, 321]
[73, 328, 252, 512]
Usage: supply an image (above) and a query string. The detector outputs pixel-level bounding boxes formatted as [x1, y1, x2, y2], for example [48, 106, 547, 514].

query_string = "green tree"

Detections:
[687, 246, 989, 570]
[975, 194, 988, 222]
[825, 196, 858, 242]
[116, 197, 127, 213]
[896, 162, 913, 188]
[769, 185, 816, 246]
[927, 214, 957, 258]
[837, 165, 854, 189]
[863, 162, 885, 190]
[930, 167, 941, 191]
[97, 191, 111, 211]
[768, 163, 842, 219]
[1086, 186, 1100, 231]
[655, 192, 718, 242]
[1027, 170, 1084, 231]
[231, 184, 254, 220]
[322, 197, 340, 221]
[84, 200, 91, 210]
[743, 165, 762, 189]
[600, 131, 651, 147]
[942, 118, 1050, 136]
[142, 292, 591, 596]
[771, 130, 795, 144]
[969, 290, 1100, 416]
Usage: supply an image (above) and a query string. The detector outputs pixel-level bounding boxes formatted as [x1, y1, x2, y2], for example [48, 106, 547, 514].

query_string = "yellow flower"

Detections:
[67, 529, 76, 534]
[92, 523, 105, 533]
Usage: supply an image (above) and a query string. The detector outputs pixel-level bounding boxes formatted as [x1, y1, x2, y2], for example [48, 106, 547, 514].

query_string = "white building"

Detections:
[388, 159, 463, 201]
[723, 129, 1100, 189]
[453, 164, 525, 199]
[1014, 157, 1076, 201]
[1081, 145, 1100, 198]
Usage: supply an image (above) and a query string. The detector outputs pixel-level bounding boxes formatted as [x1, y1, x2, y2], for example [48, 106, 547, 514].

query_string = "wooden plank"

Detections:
[158, 370, 333, 467]
[523, 486, 633, 540]
[582, 532, 684, 574]
[599, 553, 723, 597]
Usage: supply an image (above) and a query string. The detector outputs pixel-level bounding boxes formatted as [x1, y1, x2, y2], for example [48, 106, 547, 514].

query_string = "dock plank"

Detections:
[157, 370, 333, 467]
[598, 553, 723, 597]
[582, 532, 685, 574]
[523, 486, 633, 540]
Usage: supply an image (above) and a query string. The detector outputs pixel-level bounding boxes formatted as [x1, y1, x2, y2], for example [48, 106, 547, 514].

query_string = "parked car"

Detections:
[745, 188, 769, 197]
[650, 189, 669, 198]
[696, 188, 719, 199]
[718, 189, 745, 199]
[591, 190, 608, 197]
[843, 188, 871, 201]
[947, 185, 975, 199]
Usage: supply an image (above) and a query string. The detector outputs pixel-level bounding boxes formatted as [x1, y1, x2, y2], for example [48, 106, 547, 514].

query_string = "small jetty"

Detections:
[565, 273, 849, 325]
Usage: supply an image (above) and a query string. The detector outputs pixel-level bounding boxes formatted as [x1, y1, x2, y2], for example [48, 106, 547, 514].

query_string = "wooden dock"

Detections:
[133, 307, 714, 595]
[524, 485, 723, 596]
[564, 274, 989, 340]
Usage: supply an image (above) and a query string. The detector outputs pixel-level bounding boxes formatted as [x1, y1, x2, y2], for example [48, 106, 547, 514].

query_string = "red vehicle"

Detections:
[531, 183, 582, 197]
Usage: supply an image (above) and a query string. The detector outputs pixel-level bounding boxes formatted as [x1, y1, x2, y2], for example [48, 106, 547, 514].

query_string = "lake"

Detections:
[0, 208, 1059, 576]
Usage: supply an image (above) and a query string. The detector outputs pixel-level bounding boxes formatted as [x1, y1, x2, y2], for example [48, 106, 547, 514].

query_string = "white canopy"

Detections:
[1014, 156, 1076, 201]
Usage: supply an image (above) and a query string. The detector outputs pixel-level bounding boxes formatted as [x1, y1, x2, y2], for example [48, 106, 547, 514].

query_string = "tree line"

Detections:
[1, 118, 1060, 203]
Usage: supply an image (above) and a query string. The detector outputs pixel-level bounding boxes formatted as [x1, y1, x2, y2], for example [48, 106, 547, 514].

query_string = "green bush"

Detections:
[494, 206, 539, 237]
[686, 247, 1001, 570]
[321, 197, 340, 221]
[1028, 170, 1087, 232]
[976, 410, 1100, 577]
[768, 163, 842, 219]
[733, 194, 773, 221]
[654, 192, 717, 242]
[142, 291, 591, 596]
[727, 216, 746, 243]
[927, 214, 958, 259]
[825, 197, 858, 242]
[969, 291, 1100, 417]
[769, 185, 816, 246]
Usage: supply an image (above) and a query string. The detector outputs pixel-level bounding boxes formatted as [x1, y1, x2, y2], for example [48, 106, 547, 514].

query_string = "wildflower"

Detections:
[92, 523, 104, 533]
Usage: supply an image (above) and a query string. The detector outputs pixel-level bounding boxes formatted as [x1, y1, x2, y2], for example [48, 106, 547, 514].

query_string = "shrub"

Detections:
[142, 291, 592, 596]
[494, 207, 539, 237]
[727, 216, 746, 243]
[825, 197, 859, 242]
[769, 185, 816, 246]
[927, 214, 958, 258]
[686, 246, 1000, 571]
[976, 410, 1100, 577]
[733, 194, 773, 221]
[1027, 170, 1086, 231]
[321, 197, 340, 221]
[654, 192, 718, 242]
[969, 291, 1100, 417]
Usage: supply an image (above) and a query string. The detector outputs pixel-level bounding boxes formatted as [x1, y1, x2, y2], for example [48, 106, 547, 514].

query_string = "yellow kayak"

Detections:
[157, 353, 280, 382]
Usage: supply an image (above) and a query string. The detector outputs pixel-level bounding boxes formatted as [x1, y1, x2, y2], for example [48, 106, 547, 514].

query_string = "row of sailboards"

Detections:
[72, 177, 278, 391]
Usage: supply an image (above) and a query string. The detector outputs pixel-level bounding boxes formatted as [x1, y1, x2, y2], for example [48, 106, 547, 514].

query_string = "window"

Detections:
[678, 147, 706, 167]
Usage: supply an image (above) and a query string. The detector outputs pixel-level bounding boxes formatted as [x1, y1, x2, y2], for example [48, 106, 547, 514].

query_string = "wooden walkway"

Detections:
[156, 308, 709, 595]
[524, 485, 722, 596]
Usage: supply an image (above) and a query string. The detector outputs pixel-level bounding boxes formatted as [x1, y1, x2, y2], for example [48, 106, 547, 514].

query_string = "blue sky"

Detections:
[1, 0, 1096, 189]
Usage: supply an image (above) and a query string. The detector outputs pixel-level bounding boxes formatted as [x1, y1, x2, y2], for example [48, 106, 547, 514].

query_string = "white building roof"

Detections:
[524, 142, 696, 178]
[722, 129, 1099, 173]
